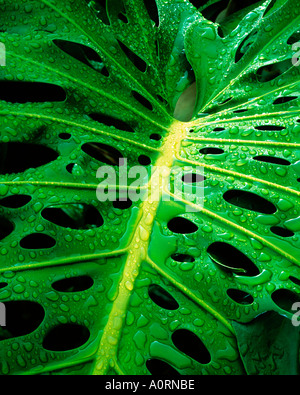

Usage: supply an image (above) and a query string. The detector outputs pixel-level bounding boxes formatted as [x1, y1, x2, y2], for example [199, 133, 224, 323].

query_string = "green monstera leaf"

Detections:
[0, 0, 299, 376]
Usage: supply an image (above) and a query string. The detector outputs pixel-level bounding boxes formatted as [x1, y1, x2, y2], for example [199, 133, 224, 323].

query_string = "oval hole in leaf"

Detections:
[53, 40, 109, 76]
[256, 59, 292, 83]
[138, 155, 151, 166]
[218, 97, 232, 106]
[253, 156, 291, 166]
[82, 142, 124, 166]
[150, 133, 162, 141]
[0, 195, 32, 208]
[143, 0, 159, 26]
[167, 217, 198, 234]
[157, 94, 168, 105]
[273, 96, 298, 105]
[132, 90, 153, 111]
[0, 301, 45, 341]
[20, 233, 56, 249]
[59, 133, 72, 140]
[290, 276, 300, 286]
[227, 289, 254, 305]
[52, 275, 94, 292]
[42, 324, 90, 351]
[66, 163, 76, 174]
[288, 29, 300, 45]
[207, 241, 260, 276]
[42, 204, 103, 230]
[113, 198, 132, 210]
[146, 359, 180, 376]
[171, 253, 195, 263]
[0, 143, 59, 175]
[171, 329, 211, 364]
[235, 30, 258, 63]
[148, 284, 179, 310]
[117, 40, 147, 72]
[182, 173, 206, 183]
[255, 125, 285, 131]
[0, 217, 14, 241]
[199, 147, 224, 155]
[89, 113, 135, 133]
[233, 109, 249, 113]
[270, 226, 294, 238]
[271, 289, 300, 313]
[0, 81, 66, 103]
[223, 189, 277, 214]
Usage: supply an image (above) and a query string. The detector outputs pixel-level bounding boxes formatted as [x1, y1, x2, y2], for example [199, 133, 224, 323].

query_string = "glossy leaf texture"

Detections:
[0, 0, 299, 375]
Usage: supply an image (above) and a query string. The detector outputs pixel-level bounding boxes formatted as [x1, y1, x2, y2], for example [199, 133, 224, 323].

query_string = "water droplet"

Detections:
[125, 280, 133, 291]
[13, 284, 25, 294]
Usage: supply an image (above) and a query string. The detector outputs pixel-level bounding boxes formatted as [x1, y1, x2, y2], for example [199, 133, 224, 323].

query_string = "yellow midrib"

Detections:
[91, 120, 187, 375]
